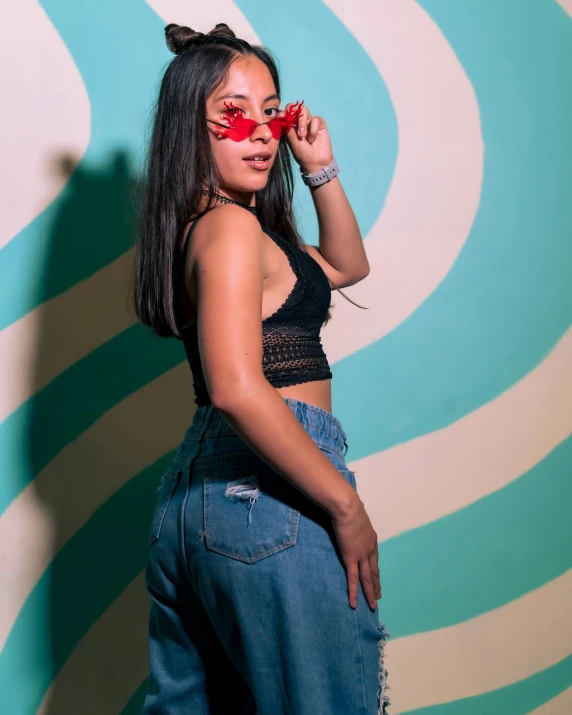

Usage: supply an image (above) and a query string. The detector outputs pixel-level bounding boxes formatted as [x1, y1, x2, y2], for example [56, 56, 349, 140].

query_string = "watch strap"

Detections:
[300, 157, 340, 187]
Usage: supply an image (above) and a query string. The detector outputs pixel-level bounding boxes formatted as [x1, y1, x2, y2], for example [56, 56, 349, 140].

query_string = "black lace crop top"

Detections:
[180, 211, 333, 406]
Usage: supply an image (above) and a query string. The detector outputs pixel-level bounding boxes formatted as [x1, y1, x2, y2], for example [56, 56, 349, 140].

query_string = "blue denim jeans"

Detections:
[143, 397, 390, 714]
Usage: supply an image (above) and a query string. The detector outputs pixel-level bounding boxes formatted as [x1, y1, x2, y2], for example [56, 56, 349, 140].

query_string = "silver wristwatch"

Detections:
[300, 157, 340, 187]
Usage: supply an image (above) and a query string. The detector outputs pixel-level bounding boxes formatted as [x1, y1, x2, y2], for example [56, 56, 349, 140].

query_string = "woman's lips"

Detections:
[243, 156, 271, 171]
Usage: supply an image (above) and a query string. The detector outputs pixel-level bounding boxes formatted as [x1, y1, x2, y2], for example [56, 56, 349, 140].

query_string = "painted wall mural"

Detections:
[1, 1, 571, 713]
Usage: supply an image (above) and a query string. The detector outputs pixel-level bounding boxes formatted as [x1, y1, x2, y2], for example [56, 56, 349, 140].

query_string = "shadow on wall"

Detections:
[24, 149, 156, 714]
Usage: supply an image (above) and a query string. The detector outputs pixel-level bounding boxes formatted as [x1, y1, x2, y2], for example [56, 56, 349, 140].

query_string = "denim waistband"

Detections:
[185, 397, 348, 457]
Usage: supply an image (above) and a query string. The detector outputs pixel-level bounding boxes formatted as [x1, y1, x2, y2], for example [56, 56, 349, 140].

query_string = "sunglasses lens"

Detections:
[216, 101, 303, 141]
[224, 118, 253, 141]
[265, 119, 282, 140]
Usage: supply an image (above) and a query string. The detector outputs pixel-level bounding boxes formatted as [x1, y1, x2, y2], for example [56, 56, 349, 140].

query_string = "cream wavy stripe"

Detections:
[36, 569, 572, 714]
[0, 0, 90, 249]
[528, 687, 572, 715]
[37, 573, 149, 715]
[0, 249, 135, 423]
[389, 570, 572, 714]
[356, 327, 572, 542]
[0, 0, 260, 424]
[0, 363, 193, 651]
[556, 0, 572, 19]
[0, 0, 483, 421]
[3, 330, 572, 651]
[322, 0, 483, 363]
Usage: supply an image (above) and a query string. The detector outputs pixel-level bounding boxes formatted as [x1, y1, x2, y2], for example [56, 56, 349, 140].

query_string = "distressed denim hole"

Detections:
[377, 621, 391, 714]
[202, 468, 300, 564]
[225, 474, 261, 525]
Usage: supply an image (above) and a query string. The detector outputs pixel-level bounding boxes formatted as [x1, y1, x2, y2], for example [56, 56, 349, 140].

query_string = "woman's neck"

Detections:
[199, 189, 257, 214]
[207, 187, 255, 208]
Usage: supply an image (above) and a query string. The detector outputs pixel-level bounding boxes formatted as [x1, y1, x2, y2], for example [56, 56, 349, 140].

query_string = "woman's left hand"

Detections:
[281, 102, 333, 174]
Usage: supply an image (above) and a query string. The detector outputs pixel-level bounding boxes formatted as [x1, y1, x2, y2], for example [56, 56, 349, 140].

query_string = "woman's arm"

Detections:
[192, 203, 381, 611]
[304, 174, 370, 289]
[190, 204, 358, 521]
[286, 104, 370, 288]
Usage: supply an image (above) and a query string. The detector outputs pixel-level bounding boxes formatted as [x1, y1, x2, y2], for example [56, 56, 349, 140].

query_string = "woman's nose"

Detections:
[249, 121, 273, 141]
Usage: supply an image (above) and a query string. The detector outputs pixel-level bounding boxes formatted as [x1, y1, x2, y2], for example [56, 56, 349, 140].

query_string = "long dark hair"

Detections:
[134, 22, 365, 339]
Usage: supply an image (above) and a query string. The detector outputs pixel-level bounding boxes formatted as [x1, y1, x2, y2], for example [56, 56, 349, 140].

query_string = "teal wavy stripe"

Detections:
[235, 0, 396, 241]
[336, 0, 572, 462]
[402, 654, 572, 715]
[0, 325, 183, 515]
[0, 0, 169, 331]
[1, 0, 394, 332]
[120, 679, 149, 715]
[0, 452, 174, 715]
[381, 435, 572, 638]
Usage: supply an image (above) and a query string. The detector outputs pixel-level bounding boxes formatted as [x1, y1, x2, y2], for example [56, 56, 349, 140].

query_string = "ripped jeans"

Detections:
[143, 397, 390, 715]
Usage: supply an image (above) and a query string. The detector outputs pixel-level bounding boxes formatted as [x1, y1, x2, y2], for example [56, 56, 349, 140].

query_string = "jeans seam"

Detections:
[201, 536, 298, 562]
[353, 607, 369, 713]
[150, 471, 181, 545]
[180, 467, 194, 582]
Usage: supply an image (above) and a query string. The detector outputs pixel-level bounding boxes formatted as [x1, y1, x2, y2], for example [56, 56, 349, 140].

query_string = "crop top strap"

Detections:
[179, 207, 218, 328]
[181, 206, 217, 259]
[262, 224, 368, 310]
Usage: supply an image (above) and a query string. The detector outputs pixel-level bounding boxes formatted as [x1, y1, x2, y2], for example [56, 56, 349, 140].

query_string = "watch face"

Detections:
[207, 100, 304, 142]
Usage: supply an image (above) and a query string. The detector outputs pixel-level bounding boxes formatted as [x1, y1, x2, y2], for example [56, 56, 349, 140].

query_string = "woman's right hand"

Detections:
[331, 496, 382, 610]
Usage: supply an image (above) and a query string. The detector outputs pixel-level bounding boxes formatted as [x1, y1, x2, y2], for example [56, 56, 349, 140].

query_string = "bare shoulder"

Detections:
[191, 204, 263, 259]
[191, 204, 266, 309]
[190, 204, 267, 403]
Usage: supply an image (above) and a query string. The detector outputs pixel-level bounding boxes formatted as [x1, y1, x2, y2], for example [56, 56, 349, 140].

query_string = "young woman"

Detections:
[134, 22, 390, 715]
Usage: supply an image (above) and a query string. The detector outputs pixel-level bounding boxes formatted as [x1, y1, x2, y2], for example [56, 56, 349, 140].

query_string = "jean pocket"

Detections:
[203, 466, 300, 564]
[149, 468, 182, 546]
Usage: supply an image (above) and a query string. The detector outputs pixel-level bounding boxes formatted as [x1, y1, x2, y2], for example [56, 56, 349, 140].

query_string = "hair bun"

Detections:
[165, 23, 204, 55]
[165, 22, 236, 54]
[207, 23, 236, 39]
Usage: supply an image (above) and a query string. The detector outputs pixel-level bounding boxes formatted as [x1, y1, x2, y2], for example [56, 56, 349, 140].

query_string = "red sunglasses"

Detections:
[207, 100, 304, 141]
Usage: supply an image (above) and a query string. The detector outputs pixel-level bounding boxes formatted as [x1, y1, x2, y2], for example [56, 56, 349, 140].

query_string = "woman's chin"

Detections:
[225, 177, 270, 194]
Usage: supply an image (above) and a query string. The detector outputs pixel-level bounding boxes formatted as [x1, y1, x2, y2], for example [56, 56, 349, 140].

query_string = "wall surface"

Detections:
[1, 1, 571, 713]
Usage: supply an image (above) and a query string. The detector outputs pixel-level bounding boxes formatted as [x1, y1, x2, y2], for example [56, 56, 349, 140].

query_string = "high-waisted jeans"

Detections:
[143, 397, 390, 714]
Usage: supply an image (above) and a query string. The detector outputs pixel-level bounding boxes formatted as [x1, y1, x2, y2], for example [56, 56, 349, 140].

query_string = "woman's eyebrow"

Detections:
[214, 92, 280, 103]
